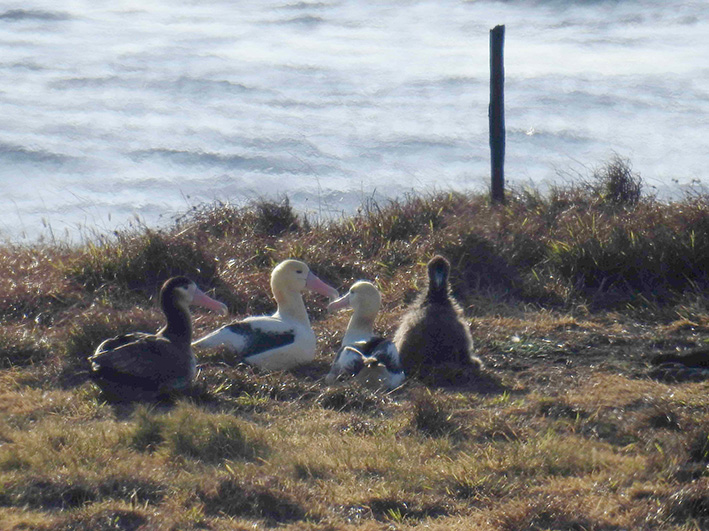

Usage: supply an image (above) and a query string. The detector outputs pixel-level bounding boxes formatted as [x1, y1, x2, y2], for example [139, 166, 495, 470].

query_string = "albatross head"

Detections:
[161, 276, 228, 315]
[271, 259, 339, 300]
[328, 280, 381, 320]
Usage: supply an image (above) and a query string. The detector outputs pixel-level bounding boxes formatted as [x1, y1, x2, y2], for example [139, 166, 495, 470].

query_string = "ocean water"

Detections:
[1, 0, 708, 242]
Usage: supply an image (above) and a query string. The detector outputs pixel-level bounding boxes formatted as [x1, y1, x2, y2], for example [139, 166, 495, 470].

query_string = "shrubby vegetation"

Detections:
[1, 158, 709, 529]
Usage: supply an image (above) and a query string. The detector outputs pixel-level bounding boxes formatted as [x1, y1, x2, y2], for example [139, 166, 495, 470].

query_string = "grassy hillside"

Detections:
[2, 159, 709, 530]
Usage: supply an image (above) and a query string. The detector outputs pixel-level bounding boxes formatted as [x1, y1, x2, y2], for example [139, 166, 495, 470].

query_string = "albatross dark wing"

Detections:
[367, 338, 404, 375]
[90, 335, 194, 399]
[221, 322, 296, 360]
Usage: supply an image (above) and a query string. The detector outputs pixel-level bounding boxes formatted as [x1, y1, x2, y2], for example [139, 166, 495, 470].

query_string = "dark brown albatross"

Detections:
[393, 255, 482, 383]
[88, 276, 228, 401]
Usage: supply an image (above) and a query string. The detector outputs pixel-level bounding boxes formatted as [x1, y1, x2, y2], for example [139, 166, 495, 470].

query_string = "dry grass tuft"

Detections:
[199, 476, 307, 524]
[55, 505, 150, 531]
[0, 245, 78, 324]
[662, 480, 709, 526]
[588, 154, 644, 206]
[0, 474, 166, 511]
[317, 386, 387, 413]
[191, 364, 321, 407]
[687, 427, 709, 463]
[493, 494, 622, 531]
[0, 325, 51, 368]
[409, 390, 462, 438]
[127, 402, 266, 463]
[66, 228, 221, 297]
[365, 496, 450, 523]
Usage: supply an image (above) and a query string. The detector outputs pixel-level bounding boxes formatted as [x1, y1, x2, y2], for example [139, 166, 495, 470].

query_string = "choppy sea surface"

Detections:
[1, 0, 708, 242]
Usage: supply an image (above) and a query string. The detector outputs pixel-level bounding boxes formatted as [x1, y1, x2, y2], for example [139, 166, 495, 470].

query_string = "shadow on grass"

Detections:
[0, 475, 166, 511]
[57, 508, 148, 531]
[199, 477, 307, 525]
[416, 365, 508, 394]
[663, 483, 709, 526]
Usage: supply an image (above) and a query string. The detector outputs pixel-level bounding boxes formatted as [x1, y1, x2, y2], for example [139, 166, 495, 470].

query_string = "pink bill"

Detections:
[306, 271, 339, 300]
[327, 292, 351, 312]
[192, 287, 229, 315]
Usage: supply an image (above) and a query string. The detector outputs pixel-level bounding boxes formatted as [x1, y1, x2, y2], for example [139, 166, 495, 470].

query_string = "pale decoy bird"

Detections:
[192, 259, 338, 370]
[326, 281, 404, 390]
[89, 276, 228, 401]
[393, 255, 482, 381]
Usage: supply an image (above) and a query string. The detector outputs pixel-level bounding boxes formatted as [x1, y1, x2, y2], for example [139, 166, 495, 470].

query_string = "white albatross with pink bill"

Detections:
[193, 259, 338, 371]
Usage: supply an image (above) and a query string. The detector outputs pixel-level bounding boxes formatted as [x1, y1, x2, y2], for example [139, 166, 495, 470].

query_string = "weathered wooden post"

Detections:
[489, 24, 505, 204]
